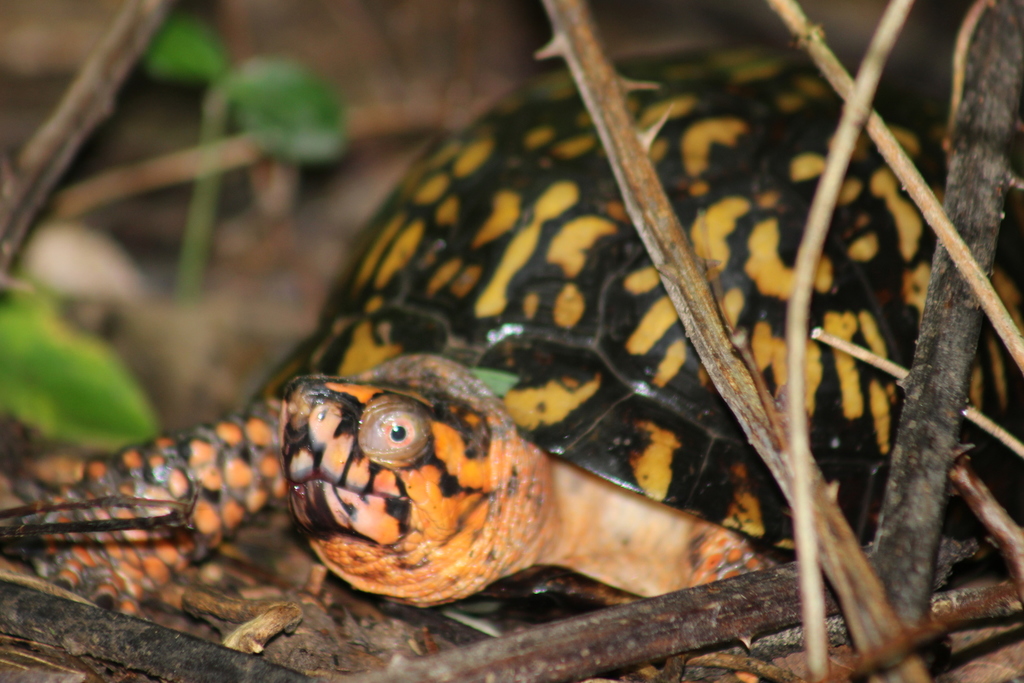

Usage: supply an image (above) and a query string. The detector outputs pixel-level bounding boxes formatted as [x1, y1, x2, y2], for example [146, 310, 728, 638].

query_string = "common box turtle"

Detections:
[13, 49, 1022, 611]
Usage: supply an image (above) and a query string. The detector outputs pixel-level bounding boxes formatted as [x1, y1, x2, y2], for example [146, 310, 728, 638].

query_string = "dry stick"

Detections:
[766, 0, 1024, 393]
[0, 0, 177, 278]
[811, 328, 1024, 461]
[949, 457, 1024, 606]
[872, 0, 1024, 624]
[783, 0, 916, 677]
[50, 136, 262, 220]
[536, 1, 929, 681]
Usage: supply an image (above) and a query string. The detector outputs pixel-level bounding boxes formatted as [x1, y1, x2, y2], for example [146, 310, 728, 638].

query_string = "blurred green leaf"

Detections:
[0, 293, 158, 447]
[224, 58, 346, 163]
[471, 368, 520, 398]
[144, 13, 230, 85]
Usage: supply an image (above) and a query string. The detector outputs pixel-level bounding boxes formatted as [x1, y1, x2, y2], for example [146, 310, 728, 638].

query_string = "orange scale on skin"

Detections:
[374, 468, 401, 497]
[167, 469, 191, 499]
[225, 458, 253, 490]
[86, 461, 106, 481]
[155, 437, 174, 449]
[188, 440, 215, 470]
[216, 422, 244, 446]
[121, 450, 143, 470]
[259, 454, 280, 479]
[142, 556, 171, 586]
[153, 539, 182, 566]
[222, 499, 246, 531]
[201, 466, 223, 492]
[72, 545, 98, 568]
[324, 383, 382, 404]
[246, 488, 268, 514]
[245, 418, 274, 447]
[344, 456, 371, 491]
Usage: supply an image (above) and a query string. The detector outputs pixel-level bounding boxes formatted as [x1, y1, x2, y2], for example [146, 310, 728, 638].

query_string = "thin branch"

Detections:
[0, 0, 177, 278]
[949, 457, 1024, 606]
[783, 1, 916, 676]
[50, 136, 262, 220]
[948, 0, 992, 143]
[536, 1, 930, 681]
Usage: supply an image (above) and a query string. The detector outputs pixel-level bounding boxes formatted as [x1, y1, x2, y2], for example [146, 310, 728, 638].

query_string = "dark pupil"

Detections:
[389, 424, 408, 443]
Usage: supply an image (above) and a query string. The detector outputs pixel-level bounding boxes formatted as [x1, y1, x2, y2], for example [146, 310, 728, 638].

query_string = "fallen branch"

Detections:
[0, 0, 177, 279]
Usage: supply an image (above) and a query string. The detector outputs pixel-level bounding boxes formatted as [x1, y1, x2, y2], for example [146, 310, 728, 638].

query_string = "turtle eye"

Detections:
[359, 394, 431, 466]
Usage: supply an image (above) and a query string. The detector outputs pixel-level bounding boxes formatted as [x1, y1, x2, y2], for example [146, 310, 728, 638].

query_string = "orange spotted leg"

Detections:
[6, 401, 287, 613]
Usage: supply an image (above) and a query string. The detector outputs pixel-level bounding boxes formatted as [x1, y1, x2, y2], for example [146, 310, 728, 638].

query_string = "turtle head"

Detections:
[279, 356, 556, 605]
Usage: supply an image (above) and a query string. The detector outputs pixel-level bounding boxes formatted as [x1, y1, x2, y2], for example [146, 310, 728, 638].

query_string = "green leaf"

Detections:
[144, 13, 229, 85]
[471, 368, 520, 398]
[224, 58, 346, 163]
[0, 293, 158, 448]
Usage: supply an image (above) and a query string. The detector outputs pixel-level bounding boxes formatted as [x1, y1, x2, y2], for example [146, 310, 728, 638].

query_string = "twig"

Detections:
[50, 136, 262, 220]
[536, 1, 929, 681]
[783, 1, 916, 676]
[870, 0, 1024, 623]
[686, 652, 806, 683]
[948, 0, 993, 143]
[949, 457, 1024, 606]
[811, 328, 1024, 460]
[0, 0, 177, 279]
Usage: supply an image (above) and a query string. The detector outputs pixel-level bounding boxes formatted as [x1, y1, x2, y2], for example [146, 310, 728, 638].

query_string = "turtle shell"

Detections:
[270, 50, 952, 547]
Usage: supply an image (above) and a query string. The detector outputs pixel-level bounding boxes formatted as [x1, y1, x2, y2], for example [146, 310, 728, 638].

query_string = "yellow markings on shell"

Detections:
[624, 265, 661, 295]
[428, 140, 461, 168]
[653, 339, 687, 387]
[453, 136, 495, 178]
[690, 196, 750, 276]
[338, 320, 402, 376]
[626, 296, 678, 356]
[523, 292, 540, 319]
[353, 212, 405, 291]
[435, 195, 459, 226]
[722, 287, 745, 327]
[649, 138, 669, 163]
[870, 167, 922, 262]
[857, 310, 888, 359]
[745, 218, 833, 299]
[756, 190, 781, 209]
[631, 421, 679, 501]
[970, 361, 984, 411]
[551, 133, 596, 160]
[524, 125, 556, 150]
[364, 295, 384, 313]
[889, 125, 921, 157]
[793, 74, 831, 98]
[869, 379, 891, 455]
[449, 264, 483, 298]
[576, 111, 592, 127]
[751, 321, 787, 386]
[789, 152, 825, 182]
[992, 266, 1024, 334]
[848, 232, 879, 262]
[472, 190, 522, 248]
[682, 117, 749, 177]
[723, 464, 765, 537]
[729, 59, 783, 84]
[413, 173, 450, 205]
[426, 258, 463, 296]
[374, 219, 425, 290]
[775, 92, 805, 113]
[689, 180, 710, 196]
[504, 374, 601, 430]
[751, 321, 821, 413]
[547, 215, 618, 277]
[475, 181, 579, 318]
[637, 93, 698, 129]
[839, 178, 863, 205]
[822, 311, 863, 420]
[985, 331, 1008, 412]
[553, 282, 585, 328]
[902, 261, 931, 320]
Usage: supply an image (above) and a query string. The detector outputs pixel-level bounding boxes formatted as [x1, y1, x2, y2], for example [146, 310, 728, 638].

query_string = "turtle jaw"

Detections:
[280, 378, 411, 546]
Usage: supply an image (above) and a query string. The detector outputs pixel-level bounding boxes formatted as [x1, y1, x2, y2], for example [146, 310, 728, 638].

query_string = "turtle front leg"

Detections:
[7, 400, 287, 613]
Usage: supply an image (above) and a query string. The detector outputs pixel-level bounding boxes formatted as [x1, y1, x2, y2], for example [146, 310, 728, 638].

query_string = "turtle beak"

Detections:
[279, 376, 409, 545]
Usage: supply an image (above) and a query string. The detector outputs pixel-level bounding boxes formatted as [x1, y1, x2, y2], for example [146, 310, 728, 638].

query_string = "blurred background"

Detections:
[0, 0, 976, 436]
